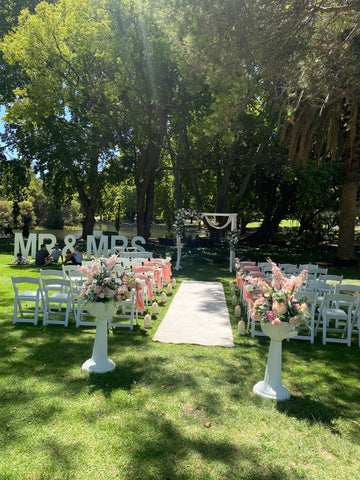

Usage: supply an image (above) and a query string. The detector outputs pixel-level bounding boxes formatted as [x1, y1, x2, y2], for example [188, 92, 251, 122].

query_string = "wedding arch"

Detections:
[174, 209, 238, 272]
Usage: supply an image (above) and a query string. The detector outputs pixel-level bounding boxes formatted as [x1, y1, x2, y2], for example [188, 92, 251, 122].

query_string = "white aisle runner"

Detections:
[153, 281, 234, 347]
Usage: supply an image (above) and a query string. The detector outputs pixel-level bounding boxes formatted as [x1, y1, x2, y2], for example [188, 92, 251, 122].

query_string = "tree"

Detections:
[278, 4, 360, 264]
[1, 0, 178, 240]
[162, 0, 360, 260]
[0, 199, 13, 227]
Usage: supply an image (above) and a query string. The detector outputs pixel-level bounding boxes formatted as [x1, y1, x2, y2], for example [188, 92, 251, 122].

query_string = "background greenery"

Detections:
[1, 0, 359, 262]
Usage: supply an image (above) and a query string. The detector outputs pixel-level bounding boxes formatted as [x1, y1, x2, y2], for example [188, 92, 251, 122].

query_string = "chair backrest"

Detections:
[68, 271, 88, 296]
[323, 293, 356, 308]
[305, 280, 332, 295]
[12, 275, 42, 293]
[43, 278, 71, 294]
[316, 267, 328, 276]
[319, 274, 343, 286]
[306, 272, 318, 281]
[119, 251, 153, 259]
[143, 261, 156, 268]
[40, 268, 66, 282]
[299, 264, 319, 272]
[335, 283, 360, 295]
[133, 265, 153, 274]
[119, 258, 132, 268]
[248, 271, 265, 278]
[131, 258, 145, 266]
[279, 263, 296, 270]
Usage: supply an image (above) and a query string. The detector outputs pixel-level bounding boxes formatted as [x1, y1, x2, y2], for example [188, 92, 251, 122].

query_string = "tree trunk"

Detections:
[336, 156, 360, 264]
[249, 182, 298, 242]
[135, 143, 161, 241]
[82, 208, 97, 239]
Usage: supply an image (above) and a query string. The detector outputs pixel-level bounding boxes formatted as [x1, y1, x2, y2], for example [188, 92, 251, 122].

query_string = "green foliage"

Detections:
[18, 199, 36, 227]
[0, 199, 12, 227]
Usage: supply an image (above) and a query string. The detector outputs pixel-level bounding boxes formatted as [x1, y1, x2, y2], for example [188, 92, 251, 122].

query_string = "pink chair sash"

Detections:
[154, 270, 162, 290]
[145, 276, 153, 301]
[248, 271, 265, 278]
[133, 266, 154, 301]
[236, 271, 242, 289]
[162, 265, 171, 284]
[135, 284, 144, 312]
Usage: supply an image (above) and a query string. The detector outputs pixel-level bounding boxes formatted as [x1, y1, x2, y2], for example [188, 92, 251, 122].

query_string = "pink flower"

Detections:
[271, 318, 282, 326]
[289, 316, 299, 325]
[300, 303, 308, 313]
[272, 300, 287, 317]
[107, 254, 118, 272]
[265, 310, 276, 321]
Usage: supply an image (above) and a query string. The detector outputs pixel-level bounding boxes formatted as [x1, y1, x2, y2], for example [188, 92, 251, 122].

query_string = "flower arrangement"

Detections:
[226, 230, 239, 249]
[245, 259, 309, 327]
[79, 255, 130, 303]
[175, 208, 201, 237]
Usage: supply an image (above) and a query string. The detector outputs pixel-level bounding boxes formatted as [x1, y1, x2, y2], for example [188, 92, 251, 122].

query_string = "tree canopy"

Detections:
[0, 0, 359, 260]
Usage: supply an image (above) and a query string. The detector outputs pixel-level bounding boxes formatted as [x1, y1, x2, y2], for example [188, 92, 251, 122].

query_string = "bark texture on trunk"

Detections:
[336, 123, 360, 265]
[336, 160, 359, 264]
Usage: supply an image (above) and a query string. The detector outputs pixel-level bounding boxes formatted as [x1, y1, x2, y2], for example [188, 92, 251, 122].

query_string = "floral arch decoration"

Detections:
[174, 209, 238, 272]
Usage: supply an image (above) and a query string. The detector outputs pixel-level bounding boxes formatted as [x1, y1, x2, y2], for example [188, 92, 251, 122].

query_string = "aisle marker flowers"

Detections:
[79, 255, 130, 303]
[245, 259, 310, 327]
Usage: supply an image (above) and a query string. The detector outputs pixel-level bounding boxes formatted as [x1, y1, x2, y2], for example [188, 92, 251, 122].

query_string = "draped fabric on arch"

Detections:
[175, 212, 237, 272]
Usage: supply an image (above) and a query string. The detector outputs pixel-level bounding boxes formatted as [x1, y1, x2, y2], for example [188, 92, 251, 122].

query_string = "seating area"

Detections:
[236, 261, 360, 347]
[11, 255, 173, 331]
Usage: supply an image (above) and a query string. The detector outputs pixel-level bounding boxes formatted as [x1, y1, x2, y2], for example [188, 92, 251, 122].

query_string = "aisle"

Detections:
[153, 281, 234, 347]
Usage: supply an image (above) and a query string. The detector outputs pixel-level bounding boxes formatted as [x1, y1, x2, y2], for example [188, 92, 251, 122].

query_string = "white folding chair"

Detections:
[40, 269, 67, 309]
[108, 292, 136, 331]
[290, 291, 318, 343]
[40, 268, 66, 283]
[334, 284, 360, 334]
[66, 270, 98, 328]
[279, 263, 297, 274]
[12, 276, 43, 325]
[319, 274, 343, 291]
[318, 293, 357, 346]
[43, 278, 73, 327]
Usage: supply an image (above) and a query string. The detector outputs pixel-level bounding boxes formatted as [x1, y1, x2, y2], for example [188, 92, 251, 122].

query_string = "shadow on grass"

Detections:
[116, 410, 307, 480]
[276, 395, 338, 427]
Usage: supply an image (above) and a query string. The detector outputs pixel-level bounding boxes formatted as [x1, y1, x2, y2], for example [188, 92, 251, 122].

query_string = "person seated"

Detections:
[63, 245, 83, 266]
[50, 243, 63, 263]
[12, 252, 30, 265]
[35, 244, 53, 267]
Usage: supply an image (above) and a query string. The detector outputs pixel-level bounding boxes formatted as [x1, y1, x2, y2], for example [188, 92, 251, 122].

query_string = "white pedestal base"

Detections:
[82, 357, 116, 373]
[253, 322, 297, 401]
[82, 314, 116, 374]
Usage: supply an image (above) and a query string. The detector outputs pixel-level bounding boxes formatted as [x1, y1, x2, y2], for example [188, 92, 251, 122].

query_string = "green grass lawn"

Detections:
[1, 253, 360, 480]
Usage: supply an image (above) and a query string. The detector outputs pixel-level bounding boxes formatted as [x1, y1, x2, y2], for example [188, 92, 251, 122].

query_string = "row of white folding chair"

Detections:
[12, 269, 134, 330]
[12, 274, 72, 327]
[315, 291, 360, 346]
[66, 268, 136, 330]
[116, 258, 144, 268]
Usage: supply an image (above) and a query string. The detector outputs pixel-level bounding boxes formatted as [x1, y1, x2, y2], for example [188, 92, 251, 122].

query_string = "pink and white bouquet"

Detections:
[79, 255, 130, 303]
[246, 259, 310, 327]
